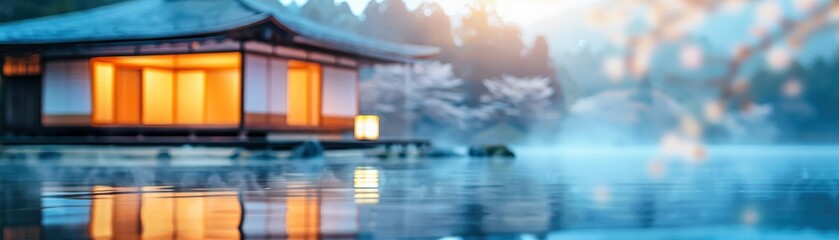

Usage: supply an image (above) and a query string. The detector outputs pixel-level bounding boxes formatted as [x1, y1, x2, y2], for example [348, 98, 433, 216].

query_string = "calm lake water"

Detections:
[2, 146, 839, 239]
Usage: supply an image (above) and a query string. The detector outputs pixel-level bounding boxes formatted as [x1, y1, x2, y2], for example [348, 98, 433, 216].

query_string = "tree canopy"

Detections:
[295, 0, 561, 108]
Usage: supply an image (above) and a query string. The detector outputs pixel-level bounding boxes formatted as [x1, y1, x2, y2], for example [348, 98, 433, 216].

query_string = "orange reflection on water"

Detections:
[140, 187, 174, 240]
[89, 186, 242, 240]
[286, 187, 320, 240]
[113, 188, 141, 240]
[174, 192, 205, 240]
[203, 192, 242, 239]
[3, 226, 42, 240]
[89, 186, 115, 240]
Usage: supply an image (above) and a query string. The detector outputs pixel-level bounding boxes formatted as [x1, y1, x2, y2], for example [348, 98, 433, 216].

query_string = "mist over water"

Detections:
[4, 147, 839, 239]
[1, 0, 839, 239]
[352, 0, 839, 148]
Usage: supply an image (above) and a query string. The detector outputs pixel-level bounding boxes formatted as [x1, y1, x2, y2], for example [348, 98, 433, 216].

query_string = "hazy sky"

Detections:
[279, 0, 598, 26]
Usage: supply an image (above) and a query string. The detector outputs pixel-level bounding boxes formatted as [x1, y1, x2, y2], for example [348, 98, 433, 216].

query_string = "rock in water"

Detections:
[156, 149, 173, 161]
[421, 146, 460, 158]
[248, 150, 278, 160]
[37, 151, 62, 161]
[468, 145, 515, 158]
[229, 148, 244, 159]
[290, 140, 325, 159]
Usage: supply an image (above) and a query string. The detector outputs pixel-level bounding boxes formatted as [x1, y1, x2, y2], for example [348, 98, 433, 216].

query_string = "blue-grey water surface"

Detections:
[2, 146, 839, 239]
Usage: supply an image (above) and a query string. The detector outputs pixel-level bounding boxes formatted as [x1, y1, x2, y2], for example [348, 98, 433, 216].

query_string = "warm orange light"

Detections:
[287, 61, 321, 127]
[142, 68, 175, 125]
[175, 192, 205, 240]
[354, 115, 380, 141]
[286, 188, 320, 240]
[176, 53, 241, 69]
[92, 62, 115, 124]
[309, 65, 321, 126]
[95, 55, 173, 69]
[205, 69, 241, 125]
[175, 70, 206, 124]
[141, 187, 174, 240]
[353, 167, 380, 204]
[90, 186, 114, 240]
[114, 68, 142, 124]
[112, 188, 141, 239]
[91, 52, 242, 126]
[203, 193, 242, 239]
[288, 68, 308, 126]
[3, 55, 40, 76]
[138, 190, 242, 240]
[92, 53, 240, 69]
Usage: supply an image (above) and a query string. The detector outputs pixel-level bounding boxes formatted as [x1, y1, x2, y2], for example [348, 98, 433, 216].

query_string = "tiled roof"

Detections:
[0, 0, 438, 61]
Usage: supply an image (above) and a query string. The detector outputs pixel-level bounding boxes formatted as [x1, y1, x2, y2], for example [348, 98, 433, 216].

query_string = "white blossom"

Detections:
[603, 56, 625, 82]
[756, 1, 783, 28]
[794, 0, 819, 14]
[767, 45, 792, 71]
[680, 44, 704, 70]
[704, 100, 725, 124]
[482, 75, 555, 118]
[783, 79, 804, 98]
[361, 62, 471, 129]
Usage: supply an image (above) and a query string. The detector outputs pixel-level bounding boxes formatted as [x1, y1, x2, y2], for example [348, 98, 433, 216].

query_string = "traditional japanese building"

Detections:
[0, 0, 436, 139]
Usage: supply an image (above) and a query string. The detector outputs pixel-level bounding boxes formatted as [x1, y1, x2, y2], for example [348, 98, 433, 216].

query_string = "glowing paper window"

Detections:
[175, 71, 206, 125]
[354, 115, 380, 141]
[3, 55, 41, 76]
[287, 60, 322, 126]
[114, 68, 141, 124]
[142, 68, 175, 125]
[205, 69, 241, 125]
[90, 53, 241, 126]
[92, 62, 115, 124]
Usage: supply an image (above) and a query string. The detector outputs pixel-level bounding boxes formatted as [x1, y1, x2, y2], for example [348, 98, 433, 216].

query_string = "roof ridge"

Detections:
[235, 0, 271, 15]
[0, 0, 439, 61]
[0, 0, 143, 27]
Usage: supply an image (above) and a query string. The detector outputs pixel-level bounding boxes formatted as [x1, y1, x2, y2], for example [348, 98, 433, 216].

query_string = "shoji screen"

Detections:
[321, 67, 358, 129]
[42, 59, 92, 126]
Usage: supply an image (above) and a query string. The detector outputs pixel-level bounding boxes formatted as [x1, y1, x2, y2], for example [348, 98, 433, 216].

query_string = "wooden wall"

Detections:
[3, 75, 42, 132]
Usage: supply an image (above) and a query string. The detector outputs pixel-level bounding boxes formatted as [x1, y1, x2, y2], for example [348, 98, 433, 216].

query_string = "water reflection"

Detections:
[353, 167, 380, 205]
[67, 186, 242, 240]
[2, 148, 839, 239]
